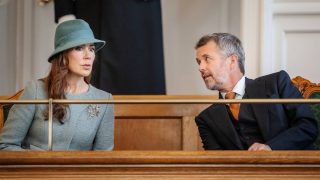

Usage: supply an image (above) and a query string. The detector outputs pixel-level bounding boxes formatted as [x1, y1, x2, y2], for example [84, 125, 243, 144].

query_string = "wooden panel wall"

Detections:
[115, 117, 182, 150]
[113, 95, 216, 150]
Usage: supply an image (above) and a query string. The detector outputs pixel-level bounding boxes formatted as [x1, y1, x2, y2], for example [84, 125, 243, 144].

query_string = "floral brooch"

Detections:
[87, 104, 100, 119]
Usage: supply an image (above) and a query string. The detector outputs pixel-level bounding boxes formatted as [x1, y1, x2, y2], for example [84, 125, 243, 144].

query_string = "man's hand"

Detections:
[248, 142, 272, 151]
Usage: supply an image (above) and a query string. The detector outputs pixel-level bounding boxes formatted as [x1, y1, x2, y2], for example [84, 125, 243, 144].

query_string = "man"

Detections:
[195, 33, 318, 150]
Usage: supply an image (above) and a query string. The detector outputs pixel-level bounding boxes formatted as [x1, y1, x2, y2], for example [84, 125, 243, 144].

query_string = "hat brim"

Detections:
[48, 38, 105, 62]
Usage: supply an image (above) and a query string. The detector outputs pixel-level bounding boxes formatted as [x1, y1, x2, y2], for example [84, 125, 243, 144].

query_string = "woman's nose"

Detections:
[84, 48, 94, 59]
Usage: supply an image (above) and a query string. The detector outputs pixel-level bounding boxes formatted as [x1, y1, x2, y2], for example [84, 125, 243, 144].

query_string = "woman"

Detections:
[0, 19, 114, 150]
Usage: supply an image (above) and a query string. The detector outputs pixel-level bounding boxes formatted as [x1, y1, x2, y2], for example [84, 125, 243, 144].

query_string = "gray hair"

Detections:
[195, 33, 245, 74]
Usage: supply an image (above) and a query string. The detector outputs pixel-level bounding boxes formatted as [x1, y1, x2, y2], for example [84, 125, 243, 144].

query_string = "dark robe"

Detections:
[54, 0, 166, 94]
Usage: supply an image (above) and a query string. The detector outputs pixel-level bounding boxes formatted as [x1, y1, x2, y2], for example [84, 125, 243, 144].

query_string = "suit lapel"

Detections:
[206, 94, 244, 149]
[244, 78, 270, 140]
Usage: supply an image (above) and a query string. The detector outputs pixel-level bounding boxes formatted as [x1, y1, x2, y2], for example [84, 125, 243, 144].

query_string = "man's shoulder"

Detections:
[253, 70, 290, 82]
[197, 104, 226, 119]
[198, 104, 215, 116]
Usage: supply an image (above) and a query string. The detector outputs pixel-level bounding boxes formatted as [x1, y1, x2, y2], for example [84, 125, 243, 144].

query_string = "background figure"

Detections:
[195, 33, 318, 151]
[54, 0, 166, 95]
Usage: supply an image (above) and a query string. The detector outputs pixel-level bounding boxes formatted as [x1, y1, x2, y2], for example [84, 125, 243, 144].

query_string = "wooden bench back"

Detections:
[113, 95, 215, 150]
[0, 92, 215, 150]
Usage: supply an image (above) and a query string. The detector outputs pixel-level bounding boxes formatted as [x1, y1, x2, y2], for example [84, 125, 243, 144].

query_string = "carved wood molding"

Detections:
[292, 76, 320, 98]
[0, 151, 320, 179]
[0, 89, 24, 128]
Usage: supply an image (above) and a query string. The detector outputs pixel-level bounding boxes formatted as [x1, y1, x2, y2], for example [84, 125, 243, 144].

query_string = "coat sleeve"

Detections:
[93, 93, 114, 150]
[195, 115, 222, 150]
[0, 81, 37, 150]
[266, 70, 318, 150]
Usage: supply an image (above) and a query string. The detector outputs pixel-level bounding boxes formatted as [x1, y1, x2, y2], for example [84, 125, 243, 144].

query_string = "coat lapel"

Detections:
[206, 94, 244, 149]
[244, 78, 270, 140]
[63, 94, 92, 149]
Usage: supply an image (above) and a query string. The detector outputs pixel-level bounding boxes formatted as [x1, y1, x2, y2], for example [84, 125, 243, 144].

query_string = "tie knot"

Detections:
[225, 92, 236, 99]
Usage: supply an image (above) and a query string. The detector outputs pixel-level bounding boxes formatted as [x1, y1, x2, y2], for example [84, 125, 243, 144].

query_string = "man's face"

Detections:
[196, 41, 231, 92]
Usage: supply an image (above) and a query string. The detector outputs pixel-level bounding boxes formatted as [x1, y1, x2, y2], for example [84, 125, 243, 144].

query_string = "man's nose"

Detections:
[198, 61, 205, 72]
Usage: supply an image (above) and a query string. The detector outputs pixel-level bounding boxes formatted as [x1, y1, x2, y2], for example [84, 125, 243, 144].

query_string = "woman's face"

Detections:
[66, 43, 96, 78]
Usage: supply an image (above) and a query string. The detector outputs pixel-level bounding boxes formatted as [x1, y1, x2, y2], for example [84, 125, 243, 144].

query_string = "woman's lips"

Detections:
[82, 64, 91, 70]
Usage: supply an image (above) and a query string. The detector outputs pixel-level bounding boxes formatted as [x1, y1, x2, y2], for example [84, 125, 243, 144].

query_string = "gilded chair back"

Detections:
[292, 76, 320, 149]
[0, 89, 24, 129]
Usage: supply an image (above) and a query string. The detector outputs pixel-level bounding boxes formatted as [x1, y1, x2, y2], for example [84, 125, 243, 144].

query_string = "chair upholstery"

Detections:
[0, 89, 24, 129]
[292, 76, 320, 149]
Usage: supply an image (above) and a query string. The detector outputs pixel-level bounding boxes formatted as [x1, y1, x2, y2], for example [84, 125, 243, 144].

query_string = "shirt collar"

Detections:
[221, 76, 246, 99]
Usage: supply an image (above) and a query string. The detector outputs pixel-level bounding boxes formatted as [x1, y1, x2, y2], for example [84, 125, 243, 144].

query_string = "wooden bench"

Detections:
[0, 151, 319, 179]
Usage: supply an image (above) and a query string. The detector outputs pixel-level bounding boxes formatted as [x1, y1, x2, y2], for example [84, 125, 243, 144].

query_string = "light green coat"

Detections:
[0, 80, 114, 151]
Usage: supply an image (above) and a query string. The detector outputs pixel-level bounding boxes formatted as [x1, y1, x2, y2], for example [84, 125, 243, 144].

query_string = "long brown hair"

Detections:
[44, 51, 91, 124]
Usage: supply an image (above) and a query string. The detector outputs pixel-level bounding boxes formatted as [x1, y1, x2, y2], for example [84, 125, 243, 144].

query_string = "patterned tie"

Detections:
[225, 92, 240, 120]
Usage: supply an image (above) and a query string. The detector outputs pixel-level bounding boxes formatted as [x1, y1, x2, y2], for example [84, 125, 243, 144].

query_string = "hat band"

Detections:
[55, 29, 95, 49]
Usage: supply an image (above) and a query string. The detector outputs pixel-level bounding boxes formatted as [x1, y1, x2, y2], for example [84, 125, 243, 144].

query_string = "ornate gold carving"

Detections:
[292, 76, 320, 98]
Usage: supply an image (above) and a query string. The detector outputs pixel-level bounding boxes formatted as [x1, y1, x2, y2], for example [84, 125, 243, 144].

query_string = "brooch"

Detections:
[87, 104, 100, 119]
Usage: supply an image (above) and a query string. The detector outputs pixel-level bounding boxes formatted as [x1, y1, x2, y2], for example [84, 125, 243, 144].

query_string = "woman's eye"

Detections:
[74, 46, 83, 51]
[90, 47, 96, 52]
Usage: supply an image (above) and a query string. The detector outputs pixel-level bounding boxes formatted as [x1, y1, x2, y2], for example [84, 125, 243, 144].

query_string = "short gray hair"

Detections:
[195, 33, 245, 74]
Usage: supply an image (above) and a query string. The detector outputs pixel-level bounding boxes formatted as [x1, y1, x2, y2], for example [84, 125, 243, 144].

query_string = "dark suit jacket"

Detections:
[195, 70, 318, 150]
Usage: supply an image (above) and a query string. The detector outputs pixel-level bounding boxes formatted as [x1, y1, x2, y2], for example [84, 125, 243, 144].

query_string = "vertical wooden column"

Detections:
[182, 116, 202, 151]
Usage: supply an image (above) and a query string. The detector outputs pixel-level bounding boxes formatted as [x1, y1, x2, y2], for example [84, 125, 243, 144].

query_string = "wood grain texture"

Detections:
[115, 118, 182, 150]
[0, 151, 319, 179]
[113, 95, 213, 151]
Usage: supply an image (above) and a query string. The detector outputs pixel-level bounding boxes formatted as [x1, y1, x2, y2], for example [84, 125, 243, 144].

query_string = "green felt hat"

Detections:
[48, 19, 105, 62]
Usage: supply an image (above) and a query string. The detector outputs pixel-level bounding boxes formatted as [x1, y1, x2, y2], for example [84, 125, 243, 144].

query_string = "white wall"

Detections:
[161, 0, 240, 95]
[0, 0, 54, 95]
[258, 0, 320, 83]
[32, 1, 55, 81]
[0, 0, 17, 95]
[15, 0, 54, 93]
